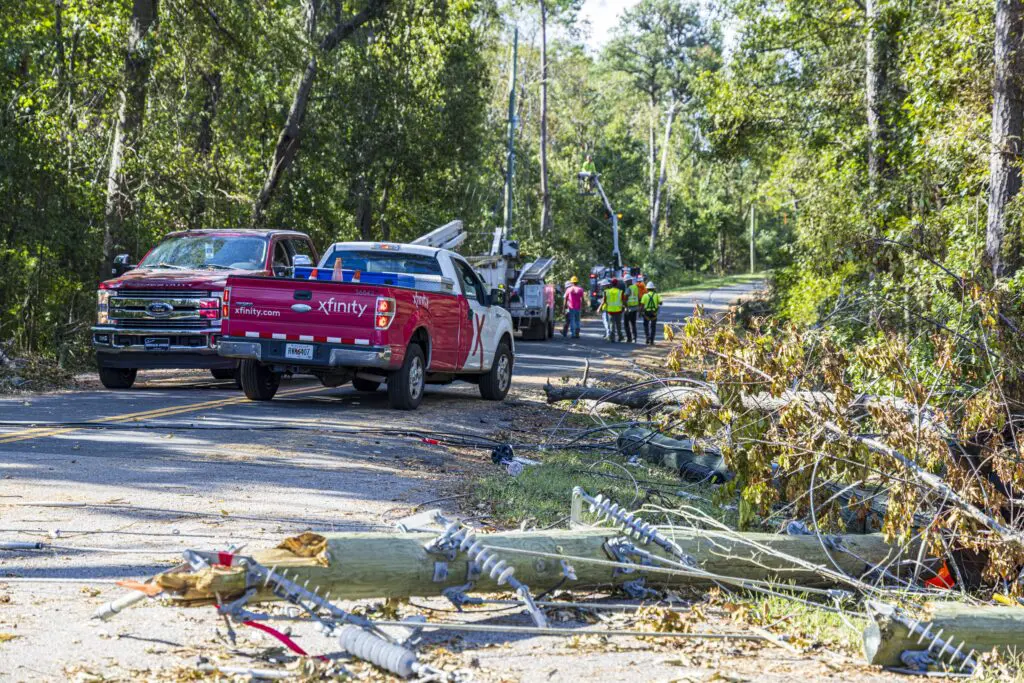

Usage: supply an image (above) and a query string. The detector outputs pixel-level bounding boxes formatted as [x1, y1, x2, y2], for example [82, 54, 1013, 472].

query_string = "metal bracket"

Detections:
[441, 583, 481, 611]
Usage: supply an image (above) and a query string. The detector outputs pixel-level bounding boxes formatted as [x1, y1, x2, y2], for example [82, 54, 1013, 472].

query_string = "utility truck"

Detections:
[92, 229, 318, 389]
[218, 240, 515, 410]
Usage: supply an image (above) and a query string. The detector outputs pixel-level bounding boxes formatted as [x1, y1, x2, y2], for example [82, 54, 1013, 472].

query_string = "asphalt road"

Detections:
[0, 279, 762, 681]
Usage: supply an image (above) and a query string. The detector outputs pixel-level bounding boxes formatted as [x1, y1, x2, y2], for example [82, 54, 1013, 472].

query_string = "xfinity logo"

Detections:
[317, 298, 368, 317]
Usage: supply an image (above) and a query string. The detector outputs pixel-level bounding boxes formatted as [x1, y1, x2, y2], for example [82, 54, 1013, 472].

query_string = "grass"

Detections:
[660, 271, 769, 297]
[474, 450, 729, 528]
[720, 592, 865, 653]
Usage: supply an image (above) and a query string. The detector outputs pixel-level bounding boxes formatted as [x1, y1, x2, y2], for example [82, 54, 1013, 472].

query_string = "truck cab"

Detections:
[92, 229, 318, 389]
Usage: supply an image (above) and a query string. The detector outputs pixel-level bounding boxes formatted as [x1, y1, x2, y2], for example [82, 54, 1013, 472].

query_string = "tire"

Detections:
[238, 359, 280, 401]
[98, 366, 137, 390]
[387, 344, 425, 410]
[479, 342, 513, 401]
[352, 377, 381, 392]
[546, 311, 555, 339]
[522, 320, 542, 341]
[210, 368, 235, 380]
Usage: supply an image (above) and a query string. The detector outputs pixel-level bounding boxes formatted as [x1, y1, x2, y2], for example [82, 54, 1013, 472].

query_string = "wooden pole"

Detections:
[749, 204, 756, 274]
[864, 601, 1024, 667]
[157, 529, 911, 604]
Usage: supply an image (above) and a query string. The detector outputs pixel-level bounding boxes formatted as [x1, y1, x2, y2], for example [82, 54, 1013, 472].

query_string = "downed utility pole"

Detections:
[863, 600, 1024, 671]
[155, 528, 911, 604]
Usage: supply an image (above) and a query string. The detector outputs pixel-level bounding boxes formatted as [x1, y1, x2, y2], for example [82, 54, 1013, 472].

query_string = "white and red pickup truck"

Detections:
[218, 242, 516, 409]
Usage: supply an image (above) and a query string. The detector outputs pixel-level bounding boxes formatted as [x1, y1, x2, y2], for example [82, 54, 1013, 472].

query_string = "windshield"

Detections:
[139, 235, 268, 271]
[322, 250, 441, 276]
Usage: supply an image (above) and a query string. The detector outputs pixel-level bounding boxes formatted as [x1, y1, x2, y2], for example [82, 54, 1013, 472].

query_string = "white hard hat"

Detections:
[646, 282, 655, 290]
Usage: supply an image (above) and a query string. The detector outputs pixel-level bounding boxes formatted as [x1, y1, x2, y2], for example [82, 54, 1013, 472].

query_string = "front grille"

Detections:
[113, 320, 211, 329]
[111, 289, 210, 298]
[109, 291, 218, 327]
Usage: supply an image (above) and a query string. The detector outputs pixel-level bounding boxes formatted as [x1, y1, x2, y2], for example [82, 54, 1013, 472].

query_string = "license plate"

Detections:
[285, 343, 314, 361]
[144, 337, 170, 351]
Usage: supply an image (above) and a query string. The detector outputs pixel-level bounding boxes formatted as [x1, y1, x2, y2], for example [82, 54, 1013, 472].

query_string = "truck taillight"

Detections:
[221, 287, 231, 318]
[375, 297, 396, 330]
[199, 298, 220, 320]
[96, 290, 110, 324]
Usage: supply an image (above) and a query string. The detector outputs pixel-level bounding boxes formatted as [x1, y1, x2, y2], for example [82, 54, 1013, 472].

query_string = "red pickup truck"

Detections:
[93, 229, 318, 389]
[218, 242, 516, 409]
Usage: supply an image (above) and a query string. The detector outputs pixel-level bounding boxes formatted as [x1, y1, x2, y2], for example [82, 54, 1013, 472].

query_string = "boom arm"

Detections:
[579, 173, 621, 270]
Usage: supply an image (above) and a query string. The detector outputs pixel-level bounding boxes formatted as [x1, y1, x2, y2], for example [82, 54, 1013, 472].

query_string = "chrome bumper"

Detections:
[219, 337, 393, 369]
[91, 325, 218, 354]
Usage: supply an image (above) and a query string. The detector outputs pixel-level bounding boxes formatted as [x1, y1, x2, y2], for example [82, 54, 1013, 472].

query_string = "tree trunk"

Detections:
[865, 0, 887, 199]
[251, 57, 317, 225]
[649, 99, 676, 252]
[986, 0, 1024, 278]
[648, 95, 657, 236]
[539, 0, 552, 235]
[101, 0, 159, 273]
[355, 177, 373, 240]
[251, 0, 384, 223]
[190, 69, 221, 228]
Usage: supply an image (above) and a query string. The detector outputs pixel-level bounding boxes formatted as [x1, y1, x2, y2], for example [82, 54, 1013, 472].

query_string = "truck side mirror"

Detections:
[489, 288, 505, 307]
[111, 253, 134, 277]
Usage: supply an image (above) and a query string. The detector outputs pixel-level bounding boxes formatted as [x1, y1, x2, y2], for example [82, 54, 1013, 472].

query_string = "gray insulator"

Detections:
[338, 626, 417, 678]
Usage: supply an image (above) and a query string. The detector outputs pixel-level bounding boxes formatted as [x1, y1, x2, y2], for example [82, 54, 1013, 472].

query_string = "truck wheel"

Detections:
[239, 360, 280, 401]
[98, 367, 137, 390]
[387, 344, 425, 410]
[352, 377, 381, 392]
[210, 368, 235, 380]
[479, 342, 513, 401]
[546, 311, 555, 339]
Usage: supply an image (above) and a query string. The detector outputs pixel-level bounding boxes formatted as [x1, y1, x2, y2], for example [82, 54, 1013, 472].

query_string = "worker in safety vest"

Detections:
[562, 276, 584, 338]
[636, 274, 647, 301]
[597, 278, 611, 338]
[580, 154, 597, 192]
[623, 276, 640, 343]
[640, 283, 663, 345]
[602, 277, 624, 343]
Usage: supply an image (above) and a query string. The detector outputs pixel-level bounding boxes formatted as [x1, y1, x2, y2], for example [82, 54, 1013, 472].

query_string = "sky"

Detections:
[577, 0, 642, 51]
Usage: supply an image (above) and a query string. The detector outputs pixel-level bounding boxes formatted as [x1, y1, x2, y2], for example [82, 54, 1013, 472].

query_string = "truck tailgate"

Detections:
[224, 276, 383, 345]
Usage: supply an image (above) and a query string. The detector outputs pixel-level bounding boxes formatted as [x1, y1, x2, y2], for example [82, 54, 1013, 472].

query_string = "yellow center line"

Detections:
[0, 385, 325, 445]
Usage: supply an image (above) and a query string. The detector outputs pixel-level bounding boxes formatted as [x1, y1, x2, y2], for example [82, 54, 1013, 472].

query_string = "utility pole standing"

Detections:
[749, 204, 756, 274]
[503, 28, 518, 239]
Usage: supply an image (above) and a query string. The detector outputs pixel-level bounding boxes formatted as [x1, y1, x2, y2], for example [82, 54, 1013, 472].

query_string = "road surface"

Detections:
[0, 280, 766, 681]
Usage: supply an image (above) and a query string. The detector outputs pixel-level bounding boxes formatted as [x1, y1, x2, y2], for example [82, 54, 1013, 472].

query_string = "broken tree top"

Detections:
[155, 528, 913, 604]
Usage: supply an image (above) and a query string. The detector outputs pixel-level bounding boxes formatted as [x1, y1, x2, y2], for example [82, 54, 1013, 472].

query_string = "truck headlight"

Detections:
[97, 290, 110, 324]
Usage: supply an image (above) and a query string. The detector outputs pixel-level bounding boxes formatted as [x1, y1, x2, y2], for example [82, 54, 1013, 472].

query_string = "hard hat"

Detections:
[610, 277, 619, 285]
[646, 282, 656, 290]
[625, 275, 633, 283]
[570, 275, 579, 284]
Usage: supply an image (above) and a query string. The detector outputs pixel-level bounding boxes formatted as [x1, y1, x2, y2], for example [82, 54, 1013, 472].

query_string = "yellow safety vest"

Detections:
[626, 284, 639, 306]
[604, 287, 623, 313]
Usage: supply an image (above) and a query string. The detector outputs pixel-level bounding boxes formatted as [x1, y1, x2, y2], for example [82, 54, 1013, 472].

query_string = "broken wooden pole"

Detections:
[616, 427, 731, 482]
[864, 600, 1024, 667]
[157, 529, 912, 605]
